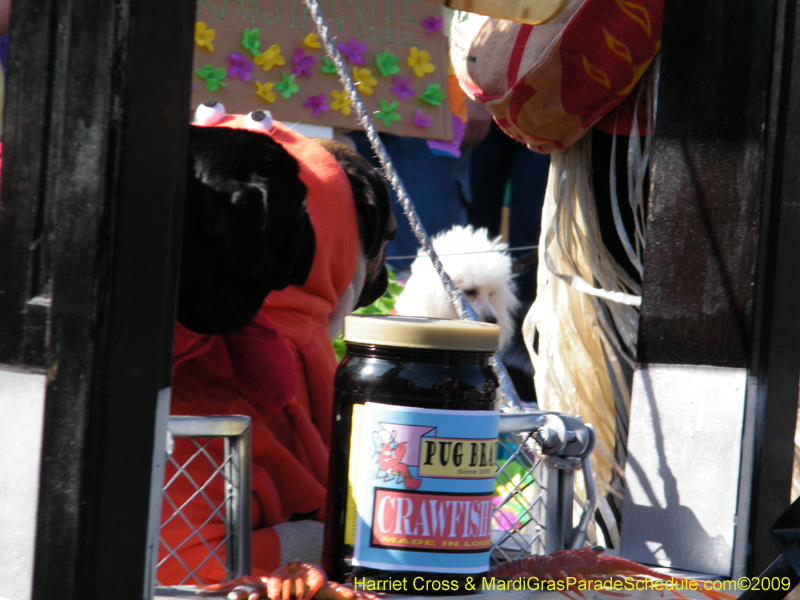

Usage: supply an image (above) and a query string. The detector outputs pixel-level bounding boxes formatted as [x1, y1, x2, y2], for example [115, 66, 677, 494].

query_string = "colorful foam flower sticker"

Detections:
[390, 76, 415, 101]
[375, 100, 401, 127]
[338, 37, 367, 65]
[321, 57, 338, 74]
[292, 48, 315, 77]
[421, 15, 444, 33]
[375, 49, 399, 78]
[227, 52, 254, 82]
[195, 22, 215, 53]
[274, 72, 299, 99]
[195, 64, 226, 91]
[254, 44, 285, 72]
[242, 28, 261, 57]
[413, 109, 432, 128]
[303, 93, 330, 118]
[407, 46, 435, 78]
[353, 67, 378, 95]
[303, 33, 321, 49]
[330, 90, 352, 116]
[255, 81, 276, 103]
[419, 83, 445, 105]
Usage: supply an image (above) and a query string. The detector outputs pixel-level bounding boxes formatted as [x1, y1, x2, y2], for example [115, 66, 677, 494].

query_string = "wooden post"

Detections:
[0, 0, 195, 597]
[620, 0, 800, 577]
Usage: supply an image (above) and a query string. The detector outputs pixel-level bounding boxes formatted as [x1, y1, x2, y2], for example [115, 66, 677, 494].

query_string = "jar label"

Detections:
[344, 403, 365, 546]
[352, 402, 499, 574]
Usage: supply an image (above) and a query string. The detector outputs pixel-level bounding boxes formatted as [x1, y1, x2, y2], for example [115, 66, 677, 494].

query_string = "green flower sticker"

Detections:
[375, 49, 399, 78]
[375, 99, 401, 126]
[242, 28, 261, 57]
[419, 83, 445, 106]
[321, 56, 338, 74]
[274, 72, 299, 99]
[195, 64, 227, 91]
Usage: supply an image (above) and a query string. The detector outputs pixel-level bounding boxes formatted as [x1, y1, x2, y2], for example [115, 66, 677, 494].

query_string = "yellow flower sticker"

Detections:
[353, 67, 378, 95]
[407, 46, 435, 78]
[330, 90, 352, 115]
[254, 44, 286, 71]
[195, 22, 215, 53]
[303, 33, 321, 50]
[256, 81, 276, 103]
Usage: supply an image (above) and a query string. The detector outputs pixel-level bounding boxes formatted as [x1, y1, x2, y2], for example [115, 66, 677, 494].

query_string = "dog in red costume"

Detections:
[159, 106, 395, 584]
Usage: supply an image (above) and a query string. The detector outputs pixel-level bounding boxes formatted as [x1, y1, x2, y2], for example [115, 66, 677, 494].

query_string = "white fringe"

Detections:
[523, 62, 658, 543]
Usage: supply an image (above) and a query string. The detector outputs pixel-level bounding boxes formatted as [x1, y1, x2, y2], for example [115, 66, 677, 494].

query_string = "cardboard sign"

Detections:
[192, 0, 452, 140]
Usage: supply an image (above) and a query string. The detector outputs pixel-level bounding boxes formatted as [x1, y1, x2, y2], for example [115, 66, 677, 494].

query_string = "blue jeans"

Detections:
[467, 123, 550, 404]
[467, 122, 550, 306]
[346, 131, 469, 277]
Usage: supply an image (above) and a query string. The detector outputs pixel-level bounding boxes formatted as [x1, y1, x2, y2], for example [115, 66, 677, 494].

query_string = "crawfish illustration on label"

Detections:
[353, 403, 499, 574]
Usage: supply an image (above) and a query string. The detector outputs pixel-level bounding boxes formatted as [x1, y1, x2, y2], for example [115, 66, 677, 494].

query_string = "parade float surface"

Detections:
[153, 548, 747, 600]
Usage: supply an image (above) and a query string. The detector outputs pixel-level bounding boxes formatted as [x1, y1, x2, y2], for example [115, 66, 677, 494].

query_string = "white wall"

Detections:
[0, 368, 46, 600]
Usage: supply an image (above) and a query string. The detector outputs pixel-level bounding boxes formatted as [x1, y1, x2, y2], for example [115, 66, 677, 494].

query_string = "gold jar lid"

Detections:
[343, 315, 500, 352]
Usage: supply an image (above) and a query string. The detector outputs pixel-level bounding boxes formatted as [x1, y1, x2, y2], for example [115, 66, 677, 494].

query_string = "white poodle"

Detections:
[395, 225, 520, 348]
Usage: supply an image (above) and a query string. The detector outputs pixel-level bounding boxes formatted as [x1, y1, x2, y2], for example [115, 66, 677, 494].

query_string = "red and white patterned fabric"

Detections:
[450, 0, 663, 153]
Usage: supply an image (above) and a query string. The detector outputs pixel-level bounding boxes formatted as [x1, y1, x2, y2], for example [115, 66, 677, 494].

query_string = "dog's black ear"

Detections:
[355, 265, 390, 309]
[178, 125, 316, 334]
[356, 170, 393, 260]
[313, 138, 393, 260]
[355, 194, 381, 259]
[225, 181, 270, 276]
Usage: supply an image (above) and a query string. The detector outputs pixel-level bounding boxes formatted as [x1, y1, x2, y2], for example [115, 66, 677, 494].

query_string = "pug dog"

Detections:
[178, 125, 316, 334]
[312, 138, 397, 338]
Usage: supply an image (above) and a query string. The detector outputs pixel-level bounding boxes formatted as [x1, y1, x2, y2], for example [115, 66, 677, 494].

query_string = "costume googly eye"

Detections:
[194, 100, 227, 126]
[244, 109, 274, 133]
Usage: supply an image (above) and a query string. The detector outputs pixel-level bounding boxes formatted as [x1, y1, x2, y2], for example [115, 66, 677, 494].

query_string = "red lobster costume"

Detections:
[159, 114, 358, 583]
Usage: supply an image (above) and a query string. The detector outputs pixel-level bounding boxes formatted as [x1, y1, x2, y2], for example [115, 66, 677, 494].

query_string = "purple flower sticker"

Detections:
[227, 52, 254, 82]
[413, 109, 432, 128]
[421, 15, 444, 33]
[303, 93, 330, 118]
[292, 48, 315, 77]
[390, 76, 415, 101]
[338, 37, 367, 65]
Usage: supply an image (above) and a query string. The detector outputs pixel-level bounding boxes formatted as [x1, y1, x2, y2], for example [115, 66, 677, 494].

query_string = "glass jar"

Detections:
[323, 315, 500, 595]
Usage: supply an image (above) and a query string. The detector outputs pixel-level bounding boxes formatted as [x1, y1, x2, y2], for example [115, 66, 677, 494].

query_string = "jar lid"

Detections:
[343, 315, 500, 352]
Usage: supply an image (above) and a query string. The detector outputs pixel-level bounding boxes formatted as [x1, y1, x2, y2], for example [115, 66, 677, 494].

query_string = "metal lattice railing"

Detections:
[490, 410, 596, 564]
[491, 430, 549, 561]
[155, 416, 252, 587]
[150, 412, 590, 589]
